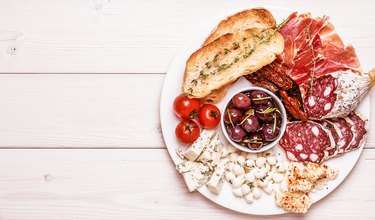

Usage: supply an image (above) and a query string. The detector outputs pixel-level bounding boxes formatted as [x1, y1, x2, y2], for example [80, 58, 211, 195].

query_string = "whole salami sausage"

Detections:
[279, 121, 334, 163]
[303, 71, 375, 120]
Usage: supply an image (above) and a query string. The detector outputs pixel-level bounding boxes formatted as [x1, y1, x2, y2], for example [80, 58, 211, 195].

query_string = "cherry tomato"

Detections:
[173, 94, 201, 120]
[198, 104, 221, 129]
[175, 120, 200, 144]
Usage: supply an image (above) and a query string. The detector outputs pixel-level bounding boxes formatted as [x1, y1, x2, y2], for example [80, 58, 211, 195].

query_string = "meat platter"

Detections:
[160, 6, 373, 215]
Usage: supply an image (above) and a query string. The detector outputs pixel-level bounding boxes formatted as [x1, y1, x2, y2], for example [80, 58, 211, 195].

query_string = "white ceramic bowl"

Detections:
[220, 86, 287, 153]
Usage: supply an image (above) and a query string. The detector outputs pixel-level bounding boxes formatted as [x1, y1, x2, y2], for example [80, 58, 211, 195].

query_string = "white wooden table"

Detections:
[0, 1, 374, 219]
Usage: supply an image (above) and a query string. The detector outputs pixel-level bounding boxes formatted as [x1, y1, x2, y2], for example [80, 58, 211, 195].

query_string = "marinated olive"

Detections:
[228, 126, 246, 142]
[262, 124, 280, 141]
[241, 115, 260, 133]
[224, 108, 242, 124]
[251, 91, 270, 105]
[245, 132, 264, 150]
[264, 100, 275, 108]
[232, 93, 251, 110]
[255, 105, 276, 122]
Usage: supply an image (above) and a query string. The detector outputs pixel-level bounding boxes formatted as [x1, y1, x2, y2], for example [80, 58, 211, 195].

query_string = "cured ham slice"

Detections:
[302, 71, 374, 120]
[278, 12, 361, 85]
[279, 121, 334, 163]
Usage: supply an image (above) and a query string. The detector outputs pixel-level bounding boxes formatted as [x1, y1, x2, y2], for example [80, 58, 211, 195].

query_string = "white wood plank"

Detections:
[0, 74, 164, 148]
[0, 149, 374, 219]
[0, 74, 373, 149]
[0, 0, 374, 73]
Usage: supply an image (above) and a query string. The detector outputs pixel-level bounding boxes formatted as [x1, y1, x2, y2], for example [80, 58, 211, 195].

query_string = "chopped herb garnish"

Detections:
[233, 42, 240, 49]
[191, 79, 198, 86]
[199, 70, 208, 80]
[243, 48, 255, 58]
[212, 54, 219, 63]
[217, 63, 228, 72]
[224, 48, 231, 54]
[247, 182, 254, 188]
[233, 57, 239, 63]
[205, 61, 211, 68]
[187, 87, 193, 94]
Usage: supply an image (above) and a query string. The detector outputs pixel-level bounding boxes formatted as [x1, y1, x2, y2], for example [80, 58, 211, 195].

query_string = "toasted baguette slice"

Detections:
[203, 8, 276, 46]
[183, 28, 284, 98]
[201, 8, 277, 103]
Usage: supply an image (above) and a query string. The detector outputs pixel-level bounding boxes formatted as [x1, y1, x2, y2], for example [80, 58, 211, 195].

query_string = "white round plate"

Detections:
[160, 6, 370, 215]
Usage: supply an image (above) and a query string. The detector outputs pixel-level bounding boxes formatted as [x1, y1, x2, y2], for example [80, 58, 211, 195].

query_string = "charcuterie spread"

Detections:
[162, 7, 374, 215]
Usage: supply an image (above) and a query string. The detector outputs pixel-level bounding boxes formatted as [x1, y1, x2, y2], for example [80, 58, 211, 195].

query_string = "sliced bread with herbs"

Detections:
[183, 28, 284, 98]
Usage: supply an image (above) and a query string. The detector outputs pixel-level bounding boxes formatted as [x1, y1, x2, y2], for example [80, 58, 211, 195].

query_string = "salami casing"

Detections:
[303, 71, 374, 120]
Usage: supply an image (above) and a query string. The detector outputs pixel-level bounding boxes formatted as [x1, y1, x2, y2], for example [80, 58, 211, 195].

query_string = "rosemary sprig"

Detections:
[257, 107, 277, 114]
[273, 113, 277, 133]
[226, 108, 235, 128]
[252, 96, 272, 101]
[239, 108, 255, 125]
[240, 113, 251, 125]
[306, 24, 317, 95]
[244, 137, 263, 144]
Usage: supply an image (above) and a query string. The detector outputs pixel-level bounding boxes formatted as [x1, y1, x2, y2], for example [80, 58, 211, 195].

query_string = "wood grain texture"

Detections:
[0, 149, 373, 220]
[0, 74, 373, 149]
[0, 74, 164, 148]
[0, 0, 374, 73]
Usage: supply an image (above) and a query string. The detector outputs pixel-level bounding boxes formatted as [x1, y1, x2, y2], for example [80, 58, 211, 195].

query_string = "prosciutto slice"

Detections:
[278, 12, 361, 86]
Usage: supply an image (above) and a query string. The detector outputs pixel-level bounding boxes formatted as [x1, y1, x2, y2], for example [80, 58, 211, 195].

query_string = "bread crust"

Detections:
[203, 8, 276, 46]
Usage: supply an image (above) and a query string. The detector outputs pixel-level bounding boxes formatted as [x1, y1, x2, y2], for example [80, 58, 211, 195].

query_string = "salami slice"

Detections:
[319, 120, 343, 161]
[344, 112, 368, 152]
[279, 121, 334, 163]
[303, 75, 337, 119]
[328, 117, 353, 154]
